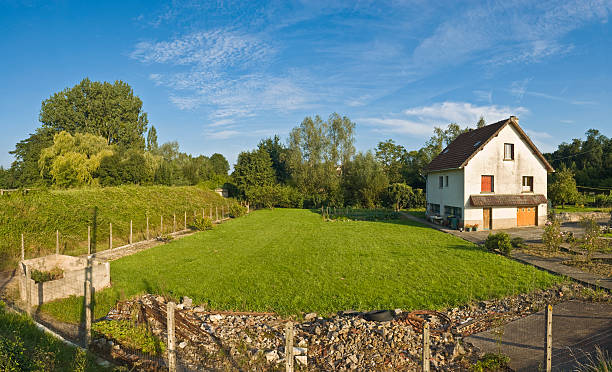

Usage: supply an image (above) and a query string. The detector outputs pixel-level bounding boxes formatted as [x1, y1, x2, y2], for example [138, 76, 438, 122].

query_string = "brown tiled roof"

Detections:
[470, 194, 547, 207]
[424, 117, 554, 172]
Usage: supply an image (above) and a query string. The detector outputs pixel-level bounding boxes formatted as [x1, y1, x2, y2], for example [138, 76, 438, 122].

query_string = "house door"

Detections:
[517, 206, 537, 226]
[483, 208, 492, 230]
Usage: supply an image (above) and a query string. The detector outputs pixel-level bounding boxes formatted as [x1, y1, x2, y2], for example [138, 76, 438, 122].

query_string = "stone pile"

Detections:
[93, 282, 610, 371]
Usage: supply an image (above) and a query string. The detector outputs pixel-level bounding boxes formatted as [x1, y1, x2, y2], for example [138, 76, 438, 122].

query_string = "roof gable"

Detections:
[424, 117, 554, 173]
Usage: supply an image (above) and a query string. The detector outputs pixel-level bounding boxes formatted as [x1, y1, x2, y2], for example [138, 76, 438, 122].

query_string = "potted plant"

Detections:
[465, 224, 472, 232]
[473, 224, 479, 231]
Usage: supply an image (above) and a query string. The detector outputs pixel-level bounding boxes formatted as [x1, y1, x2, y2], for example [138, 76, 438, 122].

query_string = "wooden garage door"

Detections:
[517, 206, 537, 226]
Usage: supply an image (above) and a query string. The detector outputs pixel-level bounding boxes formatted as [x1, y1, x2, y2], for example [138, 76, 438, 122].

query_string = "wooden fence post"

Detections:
[216, 207, 218, 222]
[56, 230, 59, 255]
[184, 211, 187, 230]
[88, 226, 91, 255]
[545, 304, 552, 372]
[422, 322, 430, 372]
[21, 233, 24, 261]
[130, 220, 133, 245]
[202, 208, 205, 219]
[285, 322, 294, 372]
[209, 207, 212, 220]
[84, 258, 92, 347]
[109, 223, 113, 250]
[24, 264, 32, 315]
[173, 214, 176, 233]
[146, 216, 149, 240]
[161, 215, 163, 236]
[167, 302, 177, 372]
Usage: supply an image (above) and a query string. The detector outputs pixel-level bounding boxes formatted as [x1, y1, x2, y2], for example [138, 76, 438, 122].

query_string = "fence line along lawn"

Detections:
[41, 209, 560, 323]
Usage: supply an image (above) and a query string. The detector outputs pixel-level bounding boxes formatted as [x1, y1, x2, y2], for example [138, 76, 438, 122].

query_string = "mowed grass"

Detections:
[41, 209, 561, 322]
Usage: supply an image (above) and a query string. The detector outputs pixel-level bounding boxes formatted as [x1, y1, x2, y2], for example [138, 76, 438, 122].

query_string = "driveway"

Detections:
[466, 301, 612, 371]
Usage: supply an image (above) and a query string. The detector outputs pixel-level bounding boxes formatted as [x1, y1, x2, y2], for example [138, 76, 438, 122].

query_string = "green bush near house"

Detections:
[485, 232, 513, 256]
[190, 216, 213, 231]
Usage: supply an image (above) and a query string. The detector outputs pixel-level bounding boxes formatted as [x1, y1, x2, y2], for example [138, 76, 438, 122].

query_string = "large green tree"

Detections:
[548, 167, 579, 208]
[342, 152, 388, 208]
[375, 139, 408, 184]
[39, 131, 114, 188]
[39, 78, 148, 149]
[232, 149, 276, 197]
[258, 135, 290, 183]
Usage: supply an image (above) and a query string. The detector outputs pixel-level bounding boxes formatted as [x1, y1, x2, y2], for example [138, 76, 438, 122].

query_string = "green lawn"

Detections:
[551, 205, 611, 213]
[0, 301, 109, 371]
[41, 209, 560, 323]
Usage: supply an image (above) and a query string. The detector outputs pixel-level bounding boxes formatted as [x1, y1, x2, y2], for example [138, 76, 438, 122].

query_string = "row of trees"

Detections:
[230, 114, 480, 209]
[0, 79, 229, 189]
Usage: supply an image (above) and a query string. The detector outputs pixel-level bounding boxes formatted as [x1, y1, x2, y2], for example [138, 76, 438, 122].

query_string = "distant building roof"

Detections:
[424, 117, 554, 173]
[470, 194, 547, 207]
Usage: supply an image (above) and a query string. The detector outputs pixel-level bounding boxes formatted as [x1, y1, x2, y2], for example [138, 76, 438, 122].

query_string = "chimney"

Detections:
[509, 116, 518, 124]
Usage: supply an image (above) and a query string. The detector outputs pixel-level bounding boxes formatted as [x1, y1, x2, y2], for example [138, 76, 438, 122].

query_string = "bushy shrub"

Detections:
[543, 218, 562, 251]
[485, 232, 513, 256]
[190, 217, 213, 231]
[246, 185, 304, 209]
[229, 204, 247, 218]
[581, 216, 602, 261]
[470, 353, 510, 372]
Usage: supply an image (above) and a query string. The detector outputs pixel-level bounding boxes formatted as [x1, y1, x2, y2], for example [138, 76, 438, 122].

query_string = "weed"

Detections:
[471, 353, 510, 371]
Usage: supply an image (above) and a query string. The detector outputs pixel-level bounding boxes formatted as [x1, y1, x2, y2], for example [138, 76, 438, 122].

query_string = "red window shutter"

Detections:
[481, 175, 492, 192]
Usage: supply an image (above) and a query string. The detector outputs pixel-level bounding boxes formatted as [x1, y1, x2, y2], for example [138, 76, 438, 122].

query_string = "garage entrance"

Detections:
[517, 206, 537, 226]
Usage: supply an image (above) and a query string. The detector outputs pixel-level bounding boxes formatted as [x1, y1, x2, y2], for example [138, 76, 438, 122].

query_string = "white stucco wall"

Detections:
[463, 123, 549, 228]
[425, 169, 464, 217]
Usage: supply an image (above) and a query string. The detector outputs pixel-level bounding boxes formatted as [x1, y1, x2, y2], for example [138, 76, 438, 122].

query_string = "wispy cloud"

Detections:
[509, 78, 598, 105]
[362, 101, 527, 137]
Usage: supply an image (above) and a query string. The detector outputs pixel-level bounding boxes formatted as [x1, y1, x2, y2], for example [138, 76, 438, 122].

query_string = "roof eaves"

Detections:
[459, 119, 510, 169]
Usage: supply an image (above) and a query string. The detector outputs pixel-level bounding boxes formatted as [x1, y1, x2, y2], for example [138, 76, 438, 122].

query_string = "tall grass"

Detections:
[0, 185, 236, 271]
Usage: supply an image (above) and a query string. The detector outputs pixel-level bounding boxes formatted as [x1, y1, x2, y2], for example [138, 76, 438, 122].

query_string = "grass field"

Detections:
[0, 185, 235, 271]
[551, 205, 611, 213]
[0, 301, 109, 371]
[40, 209, 561, 323]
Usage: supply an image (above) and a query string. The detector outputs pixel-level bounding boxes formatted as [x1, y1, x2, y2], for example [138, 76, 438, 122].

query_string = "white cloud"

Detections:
[205, 130, 241, 140]
[360, 118, 434, 135]
[208, 119, 234, 128]
[525, 129, 553, 140]
[403, 102, 527, 127]
[362, 101, 528, 137]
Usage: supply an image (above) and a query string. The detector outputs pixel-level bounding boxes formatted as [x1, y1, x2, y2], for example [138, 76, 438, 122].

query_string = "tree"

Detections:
[39, 78, 148, 149]
[342, 152, 388, 208]
[210, 153, 230, 176]
[8, 127, 56, 187]
[39, 131, 114, 187]
[548, 167, 579, 208]
[258, 136, 290, 183]
[286, 113, 355, 207]
[375, 139, 408, 184]
[477, 116, 486, 128]
[385, 183, 415, 211]
[147, 126, 158, 151]
[232, 149, 276, 197]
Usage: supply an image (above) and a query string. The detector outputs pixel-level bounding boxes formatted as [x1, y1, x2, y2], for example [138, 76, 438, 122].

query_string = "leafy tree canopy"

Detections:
[39, 78, 148, 149]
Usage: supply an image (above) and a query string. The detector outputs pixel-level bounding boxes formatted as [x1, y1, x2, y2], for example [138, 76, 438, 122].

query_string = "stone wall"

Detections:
[19, 254, 110, 306]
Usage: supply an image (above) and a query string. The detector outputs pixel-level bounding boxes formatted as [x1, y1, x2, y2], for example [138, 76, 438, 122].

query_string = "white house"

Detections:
[424, 116, 554, 230]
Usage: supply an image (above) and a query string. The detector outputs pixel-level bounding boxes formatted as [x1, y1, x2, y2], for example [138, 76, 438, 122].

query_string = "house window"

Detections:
[522, 176, 533, 192]
[428, 203, 440, 215]
[444, 206, 462, 218]
[504, 143, 514, 160]
[445, 176, 449, 187]
[439, 176, 444, 188]
[481, 175, 494, 193]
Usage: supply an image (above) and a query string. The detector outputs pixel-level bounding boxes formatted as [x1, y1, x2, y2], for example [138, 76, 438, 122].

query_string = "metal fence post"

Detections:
[545, 304, 552, 372]
[423, 322, 430, 372]
[167, 302, 177, 372]
[285, 321, 294, 372]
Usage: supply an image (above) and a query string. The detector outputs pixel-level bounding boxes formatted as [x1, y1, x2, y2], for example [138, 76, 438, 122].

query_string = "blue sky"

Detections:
[1, 0, 611, 168]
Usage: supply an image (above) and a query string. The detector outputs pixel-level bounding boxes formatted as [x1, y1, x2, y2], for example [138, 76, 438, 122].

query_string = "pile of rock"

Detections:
[93, 282, 610, 371]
